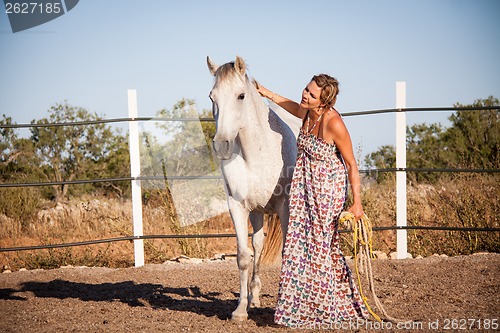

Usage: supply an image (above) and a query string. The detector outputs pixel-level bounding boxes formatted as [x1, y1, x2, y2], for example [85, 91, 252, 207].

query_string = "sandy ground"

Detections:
[0, 253, 499, 333]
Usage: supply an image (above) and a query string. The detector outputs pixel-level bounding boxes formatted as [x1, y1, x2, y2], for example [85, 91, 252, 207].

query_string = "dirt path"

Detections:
[0, 253, 498, 332]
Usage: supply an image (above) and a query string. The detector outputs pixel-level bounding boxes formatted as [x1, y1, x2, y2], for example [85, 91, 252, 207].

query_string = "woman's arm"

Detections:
[327, 115, 364, 220]
[254, 81, 306, 119]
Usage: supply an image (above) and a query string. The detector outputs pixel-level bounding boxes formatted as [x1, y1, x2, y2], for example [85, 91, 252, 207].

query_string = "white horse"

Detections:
[207, 56, 299, 321]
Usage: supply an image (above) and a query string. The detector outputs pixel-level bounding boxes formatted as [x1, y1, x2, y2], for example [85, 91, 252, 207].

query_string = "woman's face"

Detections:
[300, 80, 323, 110]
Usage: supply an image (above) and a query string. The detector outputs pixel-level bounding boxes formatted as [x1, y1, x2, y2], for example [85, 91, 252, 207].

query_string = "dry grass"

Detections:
[355, 173, 499, 257]
[0, 193, 237, 270]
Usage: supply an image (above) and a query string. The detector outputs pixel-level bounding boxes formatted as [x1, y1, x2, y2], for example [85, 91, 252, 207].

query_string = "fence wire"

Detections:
[1, 167, 499, 189]
[1, 106, 497, 129]
[1, 225, 499, 253]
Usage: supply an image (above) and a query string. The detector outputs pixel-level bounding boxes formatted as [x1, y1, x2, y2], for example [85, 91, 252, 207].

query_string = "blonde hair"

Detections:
[312, 74, 339, 106]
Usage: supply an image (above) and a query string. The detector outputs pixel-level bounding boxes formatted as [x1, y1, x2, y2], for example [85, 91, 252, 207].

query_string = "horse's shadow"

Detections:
[0, 279, 275, 326]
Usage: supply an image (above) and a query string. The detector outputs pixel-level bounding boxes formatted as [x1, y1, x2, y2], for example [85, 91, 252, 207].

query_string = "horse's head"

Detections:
[207, 56, 256, 160]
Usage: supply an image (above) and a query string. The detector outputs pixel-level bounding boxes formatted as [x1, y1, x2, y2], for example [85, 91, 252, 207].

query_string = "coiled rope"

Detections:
[339, 212, 413, 324]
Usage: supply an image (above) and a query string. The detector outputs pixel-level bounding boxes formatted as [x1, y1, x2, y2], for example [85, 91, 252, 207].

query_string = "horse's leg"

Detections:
[228, 198, 251, 321]
[249, 212, 264, 308]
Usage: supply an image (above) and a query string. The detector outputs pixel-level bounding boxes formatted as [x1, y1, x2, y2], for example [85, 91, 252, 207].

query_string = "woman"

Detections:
[257, 74, 368, 328]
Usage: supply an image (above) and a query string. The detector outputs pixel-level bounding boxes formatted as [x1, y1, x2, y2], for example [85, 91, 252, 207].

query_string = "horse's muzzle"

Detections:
[212, 139, 234, 160]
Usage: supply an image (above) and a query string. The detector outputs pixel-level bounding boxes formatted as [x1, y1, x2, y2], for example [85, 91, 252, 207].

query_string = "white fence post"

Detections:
[128, 89, 145, 267]
[396, 82, 407, 259]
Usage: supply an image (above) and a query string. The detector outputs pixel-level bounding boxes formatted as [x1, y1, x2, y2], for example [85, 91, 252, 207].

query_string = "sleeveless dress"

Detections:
[274, 115, 368, 328]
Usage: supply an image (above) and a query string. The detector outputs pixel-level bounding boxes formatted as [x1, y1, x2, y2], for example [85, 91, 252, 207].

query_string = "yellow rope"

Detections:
[341, 212, 382, 322]
[339, 212, 412, 324]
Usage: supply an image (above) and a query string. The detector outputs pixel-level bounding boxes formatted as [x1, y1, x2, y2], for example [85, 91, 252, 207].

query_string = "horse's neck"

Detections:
[238, 102, 280, 166]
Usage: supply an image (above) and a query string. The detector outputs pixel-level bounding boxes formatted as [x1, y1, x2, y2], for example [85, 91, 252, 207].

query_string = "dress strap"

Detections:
[308, 111, 325, 134]
[301, 110, 310, 130]
[316, 109, 329, 137]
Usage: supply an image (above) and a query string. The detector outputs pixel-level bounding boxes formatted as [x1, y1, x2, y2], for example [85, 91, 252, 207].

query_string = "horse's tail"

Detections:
[260, 214, 283, 266]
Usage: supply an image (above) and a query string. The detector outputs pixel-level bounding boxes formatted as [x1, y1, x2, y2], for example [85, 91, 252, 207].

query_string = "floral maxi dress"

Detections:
[274, 128, 368, 328]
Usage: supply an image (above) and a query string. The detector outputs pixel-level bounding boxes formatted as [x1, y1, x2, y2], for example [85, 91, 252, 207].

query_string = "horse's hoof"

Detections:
[231, 312, 248, 322]
[249, 300, 261, 308]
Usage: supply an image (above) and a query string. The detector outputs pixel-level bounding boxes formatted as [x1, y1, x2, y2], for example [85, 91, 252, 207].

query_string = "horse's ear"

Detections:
[234, 56, 246, 76]
[207, 56, 218, 76]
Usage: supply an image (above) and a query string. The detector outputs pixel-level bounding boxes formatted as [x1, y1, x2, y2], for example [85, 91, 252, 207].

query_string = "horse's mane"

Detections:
[214, 61, 249, 86]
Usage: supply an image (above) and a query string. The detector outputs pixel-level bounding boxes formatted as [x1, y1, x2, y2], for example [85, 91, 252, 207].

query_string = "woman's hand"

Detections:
[253, 79, 304, 118]
[347, 202, 364, 221]
[252, 79, 268, 98]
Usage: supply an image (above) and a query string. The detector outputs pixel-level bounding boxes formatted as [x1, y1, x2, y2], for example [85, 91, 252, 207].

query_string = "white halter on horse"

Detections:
[207, 56, 299, 321]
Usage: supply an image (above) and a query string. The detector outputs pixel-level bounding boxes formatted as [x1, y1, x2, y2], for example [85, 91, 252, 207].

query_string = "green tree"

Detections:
[443, 96, 499, 169]
[0, 115, 18, 186]
[406, 122, 448, 182]
[0, 115, 45, 219]
[365, 96, 499, 182]
[89, 129, 131, 198]
[1, 115, 44, 182]
[365, 145, 395, 170]
[0, 115, 16, 167]
[364, 145, 395, 183]
[30, 102, 118, 202]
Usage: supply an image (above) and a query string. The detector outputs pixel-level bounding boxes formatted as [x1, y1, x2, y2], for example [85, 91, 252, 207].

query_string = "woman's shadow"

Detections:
[0, 279, 276, 326]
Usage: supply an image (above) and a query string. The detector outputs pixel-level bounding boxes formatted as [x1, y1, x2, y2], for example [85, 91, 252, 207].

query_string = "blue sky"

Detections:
[1, 0, 499, 157]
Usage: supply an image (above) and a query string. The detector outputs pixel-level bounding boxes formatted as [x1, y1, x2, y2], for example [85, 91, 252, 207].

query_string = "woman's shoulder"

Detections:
[322, 108, 349, 144]
[325, 108, 345, 131]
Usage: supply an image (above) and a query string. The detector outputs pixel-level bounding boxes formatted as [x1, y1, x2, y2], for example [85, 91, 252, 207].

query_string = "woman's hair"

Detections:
[312, 74, 339, 106]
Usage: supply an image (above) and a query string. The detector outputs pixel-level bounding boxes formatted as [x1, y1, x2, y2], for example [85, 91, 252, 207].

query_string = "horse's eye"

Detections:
[238, 93, 245, 100]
